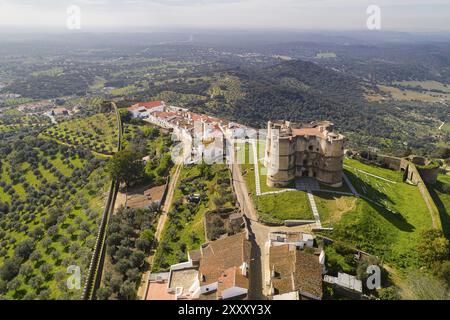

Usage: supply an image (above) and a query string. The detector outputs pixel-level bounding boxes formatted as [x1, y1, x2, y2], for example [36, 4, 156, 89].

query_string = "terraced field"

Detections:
[0, 138, 110, 299]
[0, 108, 120, 299]
[43, 113, 118, 155]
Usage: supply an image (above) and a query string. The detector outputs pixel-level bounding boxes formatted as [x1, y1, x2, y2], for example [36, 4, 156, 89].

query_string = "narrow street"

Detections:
[231, 160, 313, 299]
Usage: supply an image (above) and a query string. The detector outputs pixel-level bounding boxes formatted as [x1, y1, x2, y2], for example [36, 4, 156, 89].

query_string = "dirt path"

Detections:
[137, 164, 182, 299]
[114, 190, 127, 212]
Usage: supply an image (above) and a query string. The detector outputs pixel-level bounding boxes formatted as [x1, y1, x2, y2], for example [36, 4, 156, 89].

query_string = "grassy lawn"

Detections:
[326, 159, 433, 270]
[427, 174, 450, 239]
[314, 192, 357, 227]
[255, 191, 313, 224]
[344, 158, 404, 182]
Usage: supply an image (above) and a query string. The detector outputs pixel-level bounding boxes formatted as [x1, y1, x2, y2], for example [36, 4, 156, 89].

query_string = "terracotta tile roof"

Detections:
[53, 107, 68, 114]
[138, 101, 164, 108]
[269, 245, 323, 299]
[188, 112, 222, 124]
[199, 232, 250, 286]
[152, 111, 178, 119]
[217, 266, 249, 298]
[292, 127, 325, 139]
[188, 249, 201, 263]
[294, 251, 323, 300]
[269, 245, 296, 294]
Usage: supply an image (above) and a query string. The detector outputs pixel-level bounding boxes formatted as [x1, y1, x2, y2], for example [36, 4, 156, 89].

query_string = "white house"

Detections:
[165, 231, 251, 300]
[127, 100, 165, 118]
[269, 231, 315, 249]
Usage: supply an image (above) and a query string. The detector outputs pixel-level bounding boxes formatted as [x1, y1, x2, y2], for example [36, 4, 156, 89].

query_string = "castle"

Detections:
[264, 120, 345, 188]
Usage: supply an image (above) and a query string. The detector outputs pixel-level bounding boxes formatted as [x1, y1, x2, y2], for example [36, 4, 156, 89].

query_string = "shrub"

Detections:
[119, 280, 136, 300]
[14, 239, 34, 260]
[0, 258, 21, 281]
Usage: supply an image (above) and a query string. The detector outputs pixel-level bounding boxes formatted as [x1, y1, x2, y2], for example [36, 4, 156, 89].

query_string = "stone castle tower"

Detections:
[264, 120, 345, 188]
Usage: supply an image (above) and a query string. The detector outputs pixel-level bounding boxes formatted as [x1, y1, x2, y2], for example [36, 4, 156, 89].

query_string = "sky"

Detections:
[0, 0, 449, 32]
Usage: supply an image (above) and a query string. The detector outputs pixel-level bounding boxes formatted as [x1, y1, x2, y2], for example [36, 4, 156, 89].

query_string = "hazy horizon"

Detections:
[0, 0, 449, 32]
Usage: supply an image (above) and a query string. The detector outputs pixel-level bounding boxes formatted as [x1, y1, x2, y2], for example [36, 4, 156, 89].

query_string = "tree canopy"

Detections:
[106, 149, 144, 187]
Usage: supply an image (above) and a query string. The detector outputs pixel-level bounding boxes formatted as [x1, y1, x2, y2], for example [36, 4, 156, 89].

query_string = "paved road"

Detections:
[230, 160, 313, 299]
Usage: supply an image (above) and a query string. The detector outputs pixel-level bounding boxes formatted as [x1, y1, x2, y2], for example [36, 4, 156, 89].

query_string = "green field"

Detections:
[43, 113, 118, 155]
[255, 191, 313, 224]
[31, 67, 64, 77]
[327, 158, 433, 270]
[393, 80, 450, 93]
[368, 85, 450, 102]
[427, 174, 450, 238]
[314, 193, 357, 227]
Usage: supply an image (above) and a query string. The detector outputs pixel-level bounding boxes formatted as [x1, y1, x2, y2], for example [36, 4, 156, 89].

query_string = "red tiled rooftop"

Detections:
[199, 232, 251, 286]
[138, 101, 164, 108]
[152, 111, 178, 119]
[292, 127, 325, 139]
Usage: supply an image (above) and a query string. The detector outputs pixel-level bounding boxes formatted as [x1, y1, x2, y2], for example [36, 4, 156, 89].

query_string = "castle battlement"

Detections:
[264, 120, 345, 188]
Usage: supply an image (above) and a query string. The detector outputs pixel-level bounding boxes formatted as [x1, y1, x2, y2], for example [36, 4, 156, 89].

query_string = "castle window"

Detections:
[308, 145, 313, 151]
[303, 160, 307, 166]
